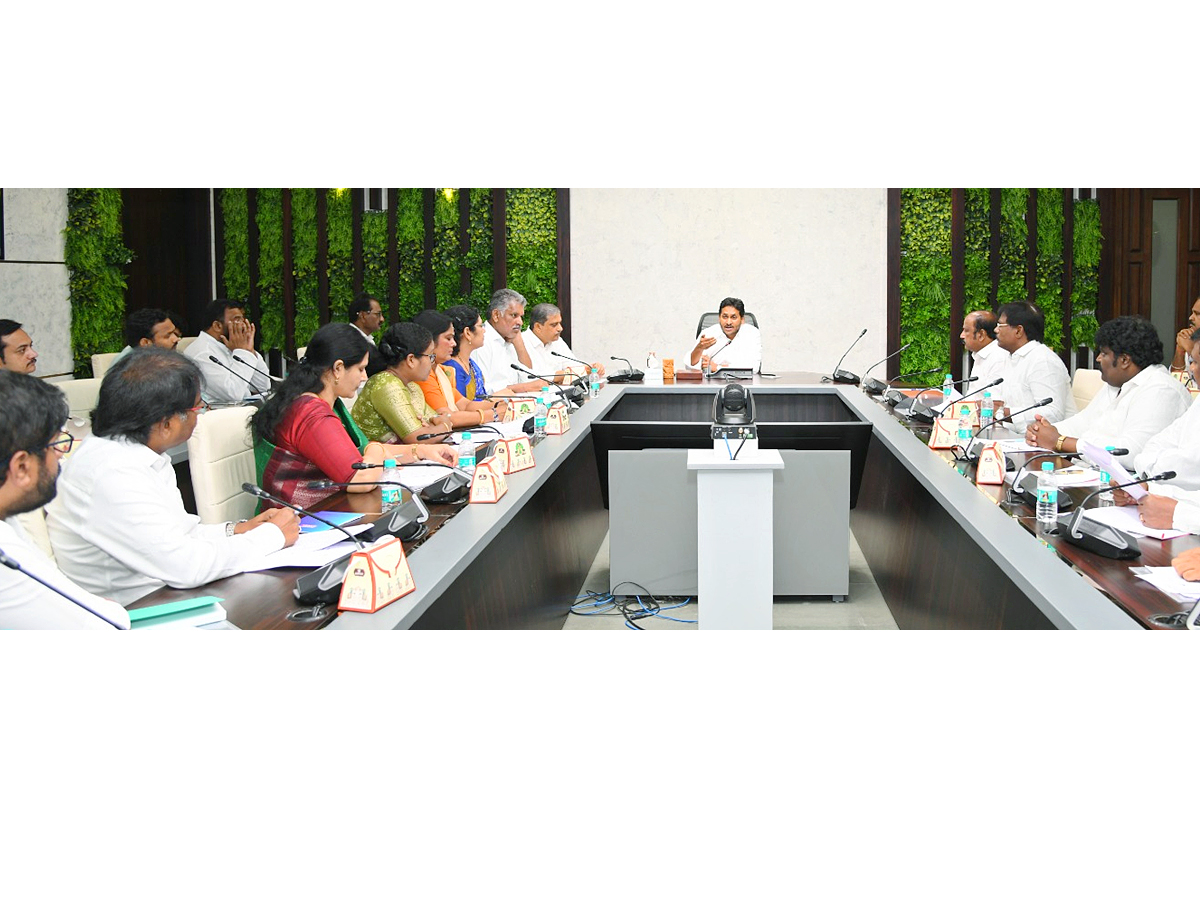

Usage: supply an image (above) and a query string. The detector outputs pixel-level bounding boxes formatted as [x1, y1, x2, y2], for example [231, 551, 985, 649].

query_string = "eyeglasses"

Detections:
[424, 353, 438, 362]
[188, 400, 212, 414]
[44, 431, 75, 455]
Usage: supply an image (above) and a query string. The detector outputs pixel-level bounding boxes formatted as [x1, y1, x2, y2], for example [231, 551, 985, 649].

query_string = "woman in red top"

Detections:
[250, 323, 456, 508]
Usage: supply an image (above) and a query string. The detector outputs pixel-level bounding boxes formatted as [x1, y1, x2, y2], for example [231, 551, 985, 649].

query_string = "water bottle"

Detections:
[380, 458, 400, 510]
[645, 351, 661, 384]
[589, 365, 601, 398]
[957, 404, 972, 451]
[457, 431, 476, 471]
[1036, 461, 1058, 535]
[534, 391, 548, 438]
[980, 391, 993, 431]
[942, 373, 953, 404]
[1097, 446, 1115, 507]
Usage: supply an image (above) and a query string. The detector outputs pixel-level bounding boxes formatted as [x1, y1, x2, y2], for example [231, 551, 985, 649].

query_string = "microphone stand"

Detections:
[882, 368, 944, 405]
[860, 342, 912, 394]
[207, 354, 269, 403]
[608, 356, 644, 383]
[1058, 472, 1176, 559]
[510, 364, 586, 404]
[907, 376, 979, 423]
[932, 377, 1003, 418]
[0, 549, 128, 629]
[826, 328, 867, 384]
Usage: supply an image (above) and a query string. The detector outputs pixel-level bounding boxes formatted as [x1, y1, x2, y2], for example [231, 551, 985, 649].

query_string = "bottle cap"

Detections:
[1041, 461, 1055, 472]
[461, 431, 472, 441]
[384, 458, 396, 469]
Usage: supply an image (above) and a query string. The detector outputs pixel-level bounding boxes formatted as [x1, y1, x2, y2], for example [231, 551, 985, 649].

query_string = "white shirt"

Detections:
[687, 323, 762, 372]
[473, 322, 526, 391]
[183, 330, 271, 405]
[45, 434, 285, 605]
[969, 340, 1009, 392]
[1049, 365, 1192, 467]
[1135, 393, 1200, 491]
[1002, 340, 1077, 426]
[352, 323, 377, 345]
[0, 517, 131, 629]
[522, 329, 584, 377]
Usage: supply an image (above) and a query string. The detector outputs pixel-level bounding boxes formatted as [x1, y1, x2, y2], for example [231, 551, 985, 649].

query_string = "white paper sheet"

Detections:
[1131, 566, 1200, 599]
[245, 524, 374, 570]
[1079, 505, 1188, 541]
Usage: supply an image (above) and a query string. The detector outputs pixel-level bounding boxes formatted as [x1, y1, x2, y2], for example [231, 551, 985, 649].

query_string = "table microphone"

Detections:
[1008, 446, 1130, 495]
[550, 350, 599, 373]
[827, 328, 867, 384]
[907, 376, 980, 423]
[233, 355, 284, 383]
[1059, 471, 1176, 559]
[510, 364, 586, 402]
[1005, 451, 1079, 511]
[608, 356, 644, 383]
[860, 343, 913, 394]
[933, 377, 1004, 417]
[208, 355, 269, 395]
[240, 483, 364, 549]
[882, 368, 944, 405]
[968, 396, 1051, 441]
[0, 548, 129, 629]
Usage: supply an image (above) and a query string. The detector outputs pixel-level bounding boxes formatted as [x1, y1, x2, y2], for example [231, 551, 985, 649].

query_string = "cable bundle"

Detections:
[569, 581, 697, 629]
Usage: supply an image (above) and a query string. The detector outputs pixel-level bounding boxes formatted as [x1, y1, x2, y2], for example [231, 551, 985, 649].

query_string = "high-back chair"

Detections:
[186, 406, 258, 525]
[695, 310, 759, 338]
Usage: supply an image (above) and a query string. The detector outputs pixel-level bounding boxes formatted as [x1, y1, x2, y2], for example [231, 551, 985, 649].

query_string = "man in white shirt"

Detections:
[111, 308, 183, 367]
[960, 309, 1008, 391]
[348, 294, 384, 345]
[0, 319, 38, 374]
[1024, 316, 1191, 467]
[522, 303, 606, 382]
[183, 299, 272, 405]
[995, 301, 1077, 426]
[46, 349, 300, 606]
[688, 298, 761, 373]
[472, 289, 554, 393]
[1130, 333, 1200, 491]
[0, 370, 130, 628]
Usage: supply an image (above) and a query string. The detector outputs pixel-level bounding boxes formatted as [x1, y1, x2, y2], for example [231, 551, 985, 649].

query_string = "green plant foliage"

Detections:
[64, 189, 133, 377]
[464, 189, 494, 316]
[505, 189, 557, 306]
[221, 189, 249, 303]
[898, 189, 952, 385]
[963, 188, 991, 314]
[1034, 189, 1065, 351]
[996, 188, 1028, 308]
[1071, 198, 1101, 349]
[255, 189, 284, 351]
[290, 189, 319, 348]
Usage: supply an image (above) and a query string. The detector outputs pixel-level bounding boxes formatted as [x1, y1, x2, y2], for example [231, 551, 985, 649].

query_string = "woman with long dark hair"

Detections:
[351, 322, 458, 444]
[444, 304, 492, 400]
[251, 323, 455, 508]
[412, 309, 508, 427]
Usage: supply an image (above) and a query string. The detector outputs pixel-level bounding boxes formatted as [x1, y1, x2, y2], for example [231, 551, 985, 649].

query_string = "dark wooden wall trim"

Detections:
[556, 188, 572, 346]
[950, 189, 965, 382]
[422, 188, 435, 309]
[281, 189, 295, 354]
[886, 189, 902, 380]
[213, 189, 225, 298]
[988, 189, 1001, 309]
[1062, 188, 1074, 359]
[491, 188, 507, 291]
[316, 189, 329, 325]
[387, 188, 399, 318]
[351, 189, 364, 296]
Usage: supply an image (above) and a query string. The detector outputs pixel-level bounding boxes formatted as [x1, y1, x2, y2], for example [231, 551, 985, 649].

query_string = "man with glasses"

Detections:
[0, 371, 131, 628]
[347, 293, 386, 380]
[183, 298, 272, 405]
[994, 301, 1077, 427]
[45, 349, 300, 605]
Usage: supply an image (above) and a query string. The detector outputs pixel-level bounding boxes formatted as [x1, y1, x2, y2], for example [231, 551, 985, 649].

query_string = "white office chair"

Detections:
[296, 346, 307, 359]
[91, 352, 121, 379]
[176, 336, 198, 353]
[58, 378, 101, 422]
[186, 406, 258, 525]
[1071, 368, 1103, 411]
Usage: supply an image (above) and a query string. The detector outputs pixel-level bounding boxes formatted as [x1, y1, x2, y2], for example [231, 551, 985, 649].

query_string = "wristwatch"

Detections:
[225, 518, 248, 537]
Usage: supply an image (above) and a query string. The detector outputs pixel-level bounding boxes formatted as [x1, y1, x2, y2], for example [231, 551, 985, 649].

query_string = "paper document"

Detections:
[1080, 505, 1188, 541]
[396, 464, 463, 491]
[246, 524, 374, 570]
[1049, 465, 1103, 488]
[1131, 566, 1200, 600]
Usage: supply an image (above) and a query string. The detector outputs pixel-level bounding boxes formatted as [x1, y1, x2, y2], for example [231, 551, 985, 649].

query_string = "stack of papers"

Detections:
[1132, 567, 1200, 600]
[1079, 505, 1188, 541]
[246, 523, 374, 571]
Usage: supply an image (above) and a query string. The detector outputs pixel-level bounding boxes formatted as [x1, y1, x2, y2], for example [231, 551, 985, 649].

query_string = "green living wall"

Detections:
[219, 188, 557, 352]
[899, 188, 1101, 385]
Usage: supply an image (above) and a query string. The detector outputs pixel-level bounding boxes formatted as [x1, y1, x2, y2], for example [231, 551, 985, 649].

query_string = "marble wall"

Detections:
[0, 188, 73, 376]
[567, 189, 888, 377]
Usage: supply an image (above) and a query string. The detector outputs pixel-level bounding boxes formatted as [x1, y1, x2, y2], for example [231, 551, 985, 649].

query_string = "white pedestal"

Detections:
[687, 448, 784, 630]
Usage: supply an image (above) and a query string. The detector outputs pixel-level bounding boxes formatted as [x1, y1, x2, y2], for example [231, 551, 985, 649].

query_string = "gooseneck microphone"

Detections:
[1059, 471, 1176, 559]
[233, 355, 284, 383]
[860, 342, 912, 394]
[882, 368, 945, 405]
[907, 376, 980, 423]
[970, 396, 1052, 441]
[240, 483, 364, 549]
[510, 364, 586, 402]
[551, 350, 596, 370]
[933, 377, 1004, 418]
[208, 355, 269, 395]
[608, 357, 644, 383]
[828, 328, 868, 384]
[0, 548, 129, 629]
[1005, 451, 1080, 511]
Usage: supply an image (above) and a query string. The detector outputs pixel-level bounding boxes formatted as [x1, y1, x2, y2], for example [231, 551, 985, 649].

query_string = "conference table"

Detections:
[128, 373, 1198, 630]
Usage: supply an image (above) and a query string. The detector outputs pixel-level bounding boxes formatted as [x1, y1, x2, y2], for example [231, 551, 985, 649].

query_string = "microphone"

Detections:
[860, 342, 912, 394]
[290, 483, 431, 542]
[510, 364, 586, 403]
[240, 483, 364, 549]
[882, 368, 944, 405]
[608, 356, 644, 384]
[416, 426, 504, 441]
[551, 350, 596, 371]
[933, 377, 1004, 418]
[208, 354, 269, 397]
[906, 376, 980, 423]
[1005, 452, 1079, 511]
[0, 548, 128, 630]
[966, 396, 1053, 447]
[829, 328, 867, 384]
[1059, 471, 1176, 559]
[233, 355, 284, 383]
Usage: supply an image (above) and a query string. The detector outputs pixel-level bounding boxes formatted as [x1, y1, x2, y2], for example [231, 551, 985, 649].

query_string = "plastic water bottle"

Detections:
[1036, 461, 1058, 535]
[457, 431, 476, 471]
[957, 404, 972, 451]
[589, 365, 601, 398]
[380, 458, 400, 510]
[533, 392, 548, 438]
[980, 391, 993, 431]
[645, 351, 661, 384]
[942, 373, 953, 404]
[1097, 446, 1115, 507]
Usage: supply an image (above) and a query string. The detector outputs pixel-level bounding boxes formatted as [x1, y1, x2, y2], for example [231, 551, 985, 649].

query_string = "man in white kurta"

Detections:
[1024, 316, 1192, 468]
[960, 310, 1009, 393]
[183, 300, 271, 405]
[472, 289, 552, 394]
[687, 299, 761, 373]
[522, 302, 606, 382]
[995, 301, 1076, 426]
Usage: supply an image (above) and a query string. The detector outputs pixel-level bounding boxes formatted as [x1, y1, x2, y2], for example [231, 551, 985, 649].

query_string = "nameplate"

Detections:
[469, 457, 509, 503]
[927, 417, 960, 449]
[545, 406, 570, 435]
[493, 435, 535, 474]
[563, 365, 587, 379]
[975, 443, 1006, 485]
[510, 398, 538, 418]
[337, 536, 415, 613]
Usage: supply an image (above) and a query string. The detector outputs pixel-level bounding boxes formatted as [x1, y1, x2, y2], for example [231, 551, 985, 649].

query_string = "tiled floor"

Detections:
[562, 532, 898, 630]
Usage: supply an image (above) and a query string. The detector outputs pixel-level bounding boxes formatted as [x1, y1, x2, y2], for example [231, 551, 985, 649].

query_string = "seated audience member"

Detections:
[1132, 338, 1200, 491]
[995, 300, 1077, 426]
[960, 309, 1008, 386]
[347, 293, 386, 378]
[45, 349, 301, 606]
[412, 310, 508, 428]
[0, 319, 38, 373]
[351, 322, 458, 444]
[1168, 294, 1200, 373]
[689, 297, 761, 373]
[112, 308, 182, 365]
[444, 304, 493, 400]
[0, 371, 130, 628]
[252, 323, 455, 509]
[1024, 316, 1191, 465]
[522, 303, 605, 381]
[472, 288, 554, 393]
[183, 299, 272, 405]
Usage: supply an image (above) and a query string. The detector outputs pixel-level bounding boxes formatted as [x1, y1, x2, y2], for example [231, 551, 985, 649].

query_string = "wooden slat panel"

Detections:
[886, 188, 901, 379]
